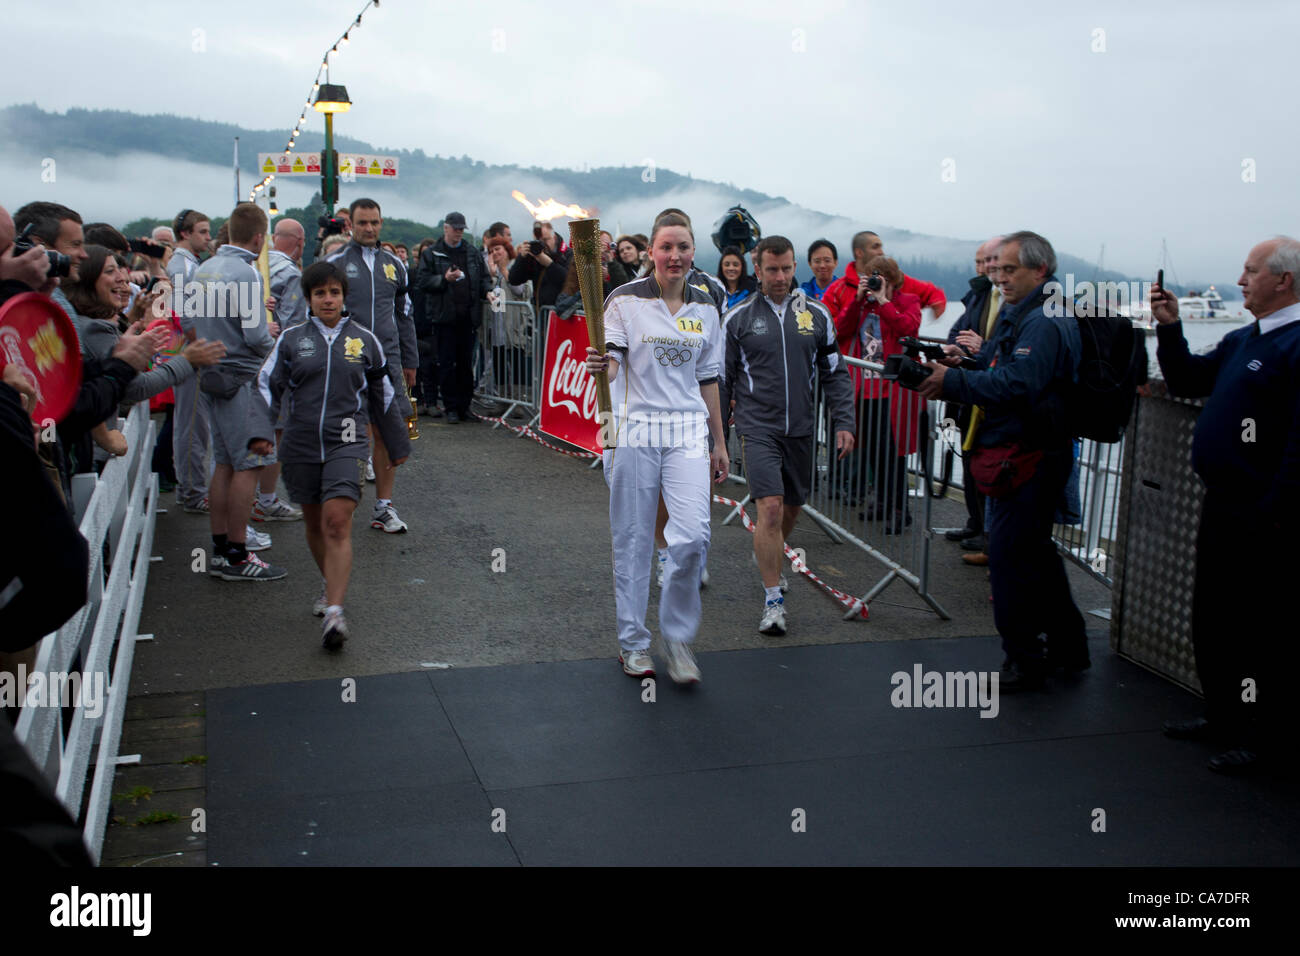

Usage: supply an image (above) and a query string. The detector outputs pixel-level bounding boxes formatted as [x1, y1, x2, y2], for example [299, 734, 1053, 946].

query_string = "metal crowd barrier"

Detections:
[473, 286, 540, 424]
[724, 355, 949, 620]
[15, 402, 160, 863]
[922, 415, 1126, 588]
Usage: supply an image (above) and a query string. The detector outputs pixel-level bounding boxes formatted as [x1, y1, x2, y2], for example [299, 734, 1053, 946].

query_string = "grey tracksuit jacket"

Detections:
[167, 247, 202, 335]
[267, 250, 307, 330]
[722, 293, 856, 438]
[326, 241, 417, 370]
[258, 314, 411, 464]
[190, 245, 273, 380]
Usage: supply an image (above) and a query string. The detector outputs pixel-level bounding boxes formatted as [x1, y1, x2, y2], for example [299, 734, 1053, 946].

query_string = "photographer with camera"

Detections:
[416, 211, 491, 425]
[507, 219, 570, 312]
[13, 202, 87, 324]
[915, 231, 1086, 692]
[829, 255, 922, 532]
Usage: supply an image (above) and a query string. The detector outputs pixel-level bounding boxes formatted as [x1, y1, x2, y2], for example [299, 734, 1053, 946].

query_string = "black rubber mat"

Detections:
[205, 637, 1300, 866]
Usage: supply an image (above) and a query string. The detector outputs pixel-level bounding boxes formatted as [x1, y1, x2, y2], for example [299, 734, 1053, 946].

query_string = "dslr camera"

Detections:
[12, 223, 72, 279]
[882, 336, 976, 390]
[864, 270, 883, 292]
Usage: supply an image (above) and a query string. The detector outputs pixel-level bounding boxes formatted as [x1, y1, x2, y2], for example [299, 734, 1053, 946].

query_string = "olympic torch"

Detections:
[568, 218, 615, 447]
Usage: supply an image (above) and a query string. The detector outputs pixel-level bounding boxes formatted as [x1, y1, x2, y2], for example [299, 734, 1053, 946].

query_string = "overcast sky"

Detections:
[6, 0, 1298, 282]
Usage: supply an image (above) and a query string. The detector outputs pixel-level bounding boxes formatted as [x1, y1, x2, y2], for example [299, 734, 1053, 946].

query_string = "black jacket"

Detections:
[948, 274, 994, 344]
[508, 242, 570, 311]
[417, 238, 492, 327]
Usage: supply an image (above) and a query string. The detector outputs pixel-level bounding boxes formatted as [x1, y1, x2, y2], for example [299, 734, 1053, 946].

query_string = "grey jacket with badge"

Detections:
[326, 241, 417, 370]
[258, 315, 411, 465]
[723, 293, 856, 438]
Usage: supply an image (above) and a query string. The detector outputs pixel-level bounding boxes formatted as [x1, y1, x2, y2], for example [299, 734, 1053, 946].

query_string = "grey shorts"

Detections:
[740, 431, 813, 506]
[282, 457, 365, 505]
[202, 383, 276, 471]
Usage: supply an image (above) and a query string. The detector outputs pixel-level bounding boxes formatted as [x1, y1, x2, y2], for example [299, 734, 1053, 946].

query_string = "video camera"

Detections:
[882, 336, 978, 390]
[12, 223, 72, 279]
[318, 215, 348, 238]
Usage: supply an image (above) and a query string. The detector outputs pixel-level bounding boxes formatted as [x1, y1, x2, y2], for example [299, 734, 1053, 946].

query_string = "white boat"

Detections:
[1177, 286, 1243, 320]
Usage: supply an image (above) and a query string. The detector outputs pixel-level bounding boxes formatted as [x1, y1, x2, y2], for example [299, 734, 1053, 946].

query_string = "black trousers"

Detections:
[857, 398, 908, 512]
[416, 335, 440, 407]
[986, 447, 1087, 667]
[436, 320, 475, 415]
[1191, 494, 1287, 751]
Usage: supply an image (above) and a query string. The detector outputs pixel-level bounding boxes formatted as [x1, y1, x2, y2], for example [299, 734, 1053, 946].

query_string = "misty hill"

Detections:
[3, 103, 1163, 297]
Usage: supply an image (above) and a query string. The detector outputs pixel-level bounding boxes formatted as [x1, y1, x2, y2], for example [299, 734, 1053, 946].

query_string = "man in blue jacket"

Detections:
[1154, 236, 1300, 775]
[918, 231, 1086, 691]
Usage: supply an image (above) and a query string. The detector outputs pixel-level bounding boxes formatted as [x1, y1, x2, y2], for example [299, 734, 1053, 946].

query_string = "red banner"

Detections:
[538, 310, 602, 455]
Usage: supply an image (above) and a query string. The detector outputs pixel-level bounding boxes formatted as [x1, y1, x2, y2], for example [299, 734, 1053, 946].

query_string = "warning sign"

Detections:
[259, 152, 399, 179]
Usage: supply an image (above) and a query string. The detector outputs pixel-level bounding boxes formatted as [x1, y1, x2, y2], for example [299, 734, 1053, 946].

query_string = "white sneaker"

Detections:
[759, 600, 787, 636]
[322, 609, 348, 650]
[654, 551, 667, 588]
[662, 640, 700, 684]
[245, 525, 272, 551]
[252, 496, 303, 522]
[312, 592, 328, 617]
[620, 649, 655, 677]
[370, 504, 408, 533]
[365, 458, 376, 482]
[700, 565, 710, 589]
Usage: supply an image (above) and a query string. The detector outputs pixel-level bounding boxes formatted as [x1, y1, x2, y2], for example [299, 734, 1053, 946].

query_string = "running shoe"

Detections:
[620, 649, 655, 677]
[662, 640, 700, 684]
[182, 496, 210, 514]
[245, 525, 272, 551]
[322, 609, 348, 650]
[312, 592, 328, 617]
[219, 551, 287, 581]
[208, 552, 227, 577]
[371, 504, 408, 533]
[759, 600, 787, 636]
[365, 458, 376, 482]
[700, 565, 710, 589]
[252, 497, 303, 522]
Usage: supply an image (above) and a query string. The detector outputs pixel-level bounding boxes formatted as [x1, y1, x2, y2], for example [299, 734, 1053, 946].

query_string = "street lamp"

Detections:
[313, 83, 351, 214]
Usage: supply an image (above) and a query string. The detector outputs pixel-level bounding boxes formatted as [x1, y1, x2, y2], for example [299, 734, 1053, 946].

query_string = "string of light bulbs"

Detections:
[248, 0, 380, 201]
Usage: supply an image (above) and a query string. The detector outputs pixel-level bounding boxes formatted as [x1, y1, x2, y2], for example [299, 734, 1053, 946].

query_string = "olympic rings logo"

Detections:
[654, 346, 692, 367]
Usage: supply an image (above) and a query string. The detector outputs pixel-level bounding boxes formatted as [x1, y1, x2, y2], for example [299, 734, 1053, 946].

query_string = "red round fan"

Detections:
[0, 292, 83, 425]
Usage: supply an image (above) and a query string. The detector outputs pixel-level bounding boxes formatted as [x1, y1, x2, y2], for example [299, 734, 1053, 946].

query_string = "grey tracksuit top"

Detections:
[190, 245, 273, 379]
[326, 241, 417, 370]
[258, 314, 412, 465]
[267, 250, 307, 330]
[722, 293, 856, 438]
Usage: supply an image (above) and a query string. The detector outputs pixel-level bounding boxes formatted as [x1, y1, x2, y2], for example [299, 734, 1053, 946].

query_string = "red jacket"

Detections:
[824, 264, 925, 455]
[899, 273, 946, 319]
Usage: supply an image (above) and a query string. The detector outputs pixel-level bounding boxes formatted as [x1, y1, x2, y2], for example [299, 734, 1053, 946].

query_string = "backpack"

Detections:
[1068, 306, 1147, 443]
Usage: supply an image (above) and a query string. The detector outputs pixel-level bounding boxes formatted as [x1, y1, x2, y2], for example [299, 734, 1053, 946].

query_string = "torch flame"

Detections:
[511, 190, 589, 222]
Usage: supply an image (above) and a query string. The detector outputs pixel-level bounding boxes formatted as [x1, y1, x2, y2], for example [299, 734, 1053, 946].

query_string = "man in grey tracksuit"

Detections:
[722, 235, 857, 636]
[167, 210, 213, 512]
[325, 199, 417, 533]
[189, 204, 284, 581]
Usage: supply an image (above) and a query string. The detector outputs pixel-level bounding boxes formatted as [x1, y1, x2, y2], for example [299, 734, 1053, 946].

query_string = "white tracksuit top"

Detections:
[602, 275, 722, 449]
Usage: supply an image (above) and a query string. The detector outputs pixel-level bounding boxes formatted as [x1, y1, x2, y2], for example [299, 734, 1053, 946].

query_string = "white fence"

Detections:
[15, 402, 160, 863]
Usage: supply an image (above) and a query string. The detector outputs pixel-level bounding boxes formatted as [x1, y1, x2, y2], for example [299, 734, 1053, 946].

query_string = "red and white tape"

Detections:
[480, 416, 600, 460]
[711, 493, 869, 620]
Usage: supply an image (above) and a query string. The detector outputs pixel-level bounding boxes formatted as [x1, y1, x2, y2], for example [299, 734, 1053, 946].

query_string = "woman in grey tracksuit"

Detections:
[258, 261, 412, 650]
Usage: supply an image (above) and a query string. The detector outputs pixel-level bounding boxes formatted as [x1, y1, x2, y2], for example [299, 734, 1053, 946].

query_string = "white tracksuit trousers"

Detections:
[604, 444, 711, 652]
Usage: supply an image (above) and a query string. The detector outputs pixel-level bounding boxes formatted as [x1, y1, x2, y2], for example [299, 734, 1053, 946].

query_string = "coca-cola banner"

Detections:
[539, 310, 602, 455]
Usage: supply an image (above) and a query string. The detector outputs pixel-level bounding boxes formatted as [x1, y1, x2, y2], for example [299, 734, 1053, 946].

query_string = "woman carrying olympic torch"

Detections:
[584, 212, 728, 684]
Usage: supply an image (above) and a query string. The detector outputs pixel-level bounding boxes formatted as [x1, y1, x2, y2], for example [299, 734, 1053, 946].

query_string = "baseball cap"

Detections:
[444, 212, 467, 228]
